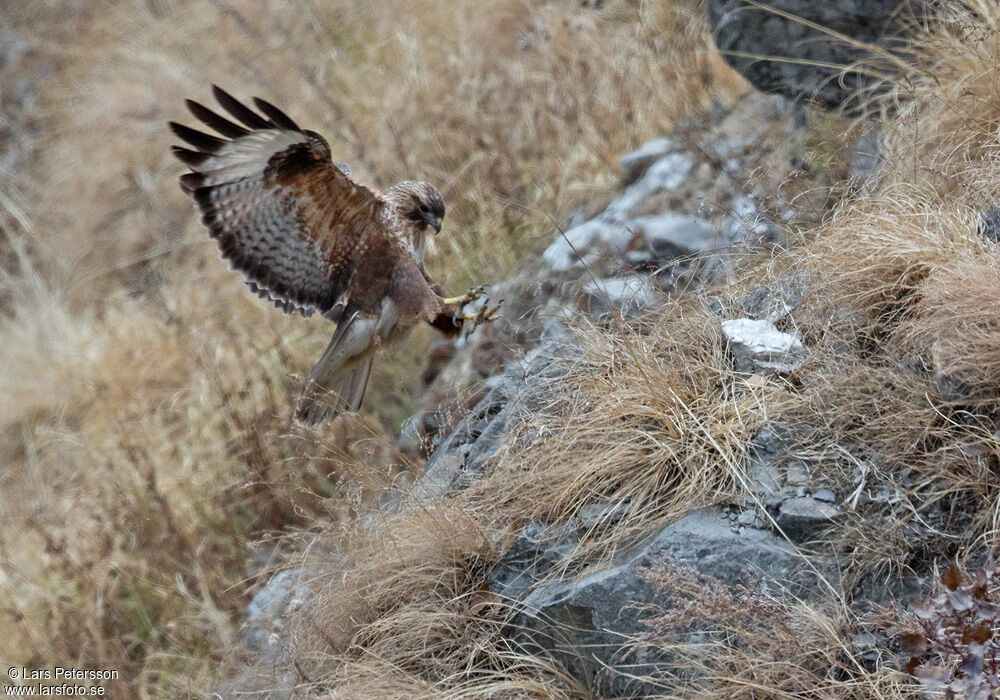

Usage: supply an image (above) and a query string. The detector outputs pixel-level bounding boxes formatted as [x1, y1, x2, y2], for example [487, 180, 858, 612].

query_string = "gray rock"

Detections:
[747, 458, 781, 498]
[620, 137, 681, 183]
[576, 501, 630, 529]
[542, 219, 632, 271]
[849, 127, 884, 190]
[491, 521, 582, 602]
[704, 0, 929, 110]
[506, 509, 830, 697]
[245, 569, 311, 666]
[813, 488, 837, 503]
[931, 342, 974, 402]
[777, 497, 841, 542]
[604, 152, 694, 221]
[752, 426, 788, 456]
[737, 272, 812, 323]
[721, 318, 804, 374]
[934, 369, 974, 402]
[725, 196, 784, 248]
[582, 276, 656, 321]
[978, 206, 1000, 243]
[785, 461, 809, 486]
[416, 339, 576, 500]
[628, 213, 720, 259]
[541, 153, 707, 272]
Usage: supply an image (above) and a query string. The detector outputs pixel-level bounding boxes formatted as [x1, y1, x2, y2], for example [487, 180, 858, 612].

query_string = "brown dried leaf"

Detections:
[900, 632, 929, 655]
[962, 625, 994, 645]
[942, 564, 963, 591]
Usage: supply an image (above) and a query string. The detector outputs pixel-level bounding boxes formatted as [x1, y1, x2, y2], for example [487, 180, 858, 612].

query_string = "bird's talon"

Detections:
[463, 298, 503, 325]
[465, 284, 488, 304]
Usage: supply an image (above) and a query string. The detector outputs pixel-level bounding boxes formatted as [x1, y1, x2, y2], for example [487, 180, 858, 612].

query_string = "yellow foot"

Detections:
[442, 284, 488, 307]
[458, 298, 503, 326]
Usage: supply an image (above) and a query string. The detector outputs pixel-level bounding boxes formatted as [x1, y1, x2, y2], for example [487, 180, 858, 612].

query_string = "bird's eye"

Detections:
[419, 203, 430, 213]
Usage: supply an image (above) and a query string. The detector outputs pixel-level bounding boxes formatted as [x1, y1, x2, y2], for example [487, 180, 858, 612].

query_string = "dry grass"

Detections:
[473, 307, 767, 570]
[257, 305, 772, 697]
[637, 561, 921, 699]
[10, 0, 1000, 696]
[265, 506, 590, 699]
[0, 0, 738, 696]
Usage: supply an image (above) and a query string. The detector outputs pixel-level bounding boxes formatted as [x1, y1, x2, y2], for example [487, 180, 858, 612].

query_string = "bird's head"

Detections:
[387, 180, 446, 235]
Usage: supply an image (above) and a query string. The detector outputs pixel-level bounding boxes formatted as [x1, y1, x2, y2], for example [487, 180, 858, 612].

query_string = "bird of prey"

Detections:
[171, 86, 499, 425]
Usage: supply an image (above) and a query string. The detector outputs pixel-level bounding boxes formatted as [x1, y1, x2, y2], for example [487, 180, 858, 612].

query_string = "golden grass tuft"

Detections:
[250, 506, 589, 699]
[903, 256, 1000, 406]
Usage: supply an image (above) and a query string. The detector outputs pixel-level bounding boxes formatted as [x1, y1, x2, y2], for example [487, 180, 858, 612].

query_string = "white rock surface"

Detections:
[629, 213, 719, 257]
[245, 568, 311, 665]
[583, 276, 656, 319]
[725, 195, 783, 247]
[542, 218, 632, 271]
[543, 149, 701, 271]
[721, 318, 804, 374]
[605, 152, 693, 221]
[620, 137, 680, 181]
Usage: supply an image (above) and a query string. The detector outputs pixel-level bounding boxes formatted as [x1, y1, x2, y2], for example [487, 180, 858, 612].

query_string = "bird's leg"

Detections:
[441, 284, 488, 307]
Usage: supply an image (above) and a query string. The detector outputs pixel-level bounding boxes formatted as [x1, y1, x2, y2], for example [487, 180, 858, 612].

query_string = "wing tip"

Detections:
[211, 85, 272, 130]
[252, 96, 301, 131]
[169, 121, 225, 152]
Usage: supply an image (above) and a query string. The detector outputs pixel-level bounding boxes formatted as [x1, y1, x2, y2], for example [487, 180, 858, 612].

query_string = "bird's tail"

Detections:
[295, 313, 375, 426]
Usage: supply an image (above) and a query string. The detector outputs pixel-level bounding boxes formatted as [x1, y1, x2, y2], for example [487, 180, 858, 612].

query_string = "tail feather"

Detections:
[294, 312, 376, 425]
[295, 354, 374, 425]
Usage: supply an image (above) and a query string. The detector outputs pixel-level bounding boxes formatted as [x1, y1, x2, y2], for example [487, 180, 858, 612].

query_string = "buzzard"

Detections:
[171, 86, 499, 425]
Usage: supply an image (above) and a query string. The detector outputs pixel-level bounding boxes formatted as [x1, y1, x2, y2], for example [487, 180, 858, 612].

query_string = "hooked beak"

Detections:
[422, 211, 443, 234]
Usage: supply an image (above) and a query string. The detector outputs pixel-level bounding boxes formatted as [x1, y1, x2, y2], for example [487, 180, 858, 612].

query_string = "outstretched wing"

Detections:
[171, 86, 387, 319]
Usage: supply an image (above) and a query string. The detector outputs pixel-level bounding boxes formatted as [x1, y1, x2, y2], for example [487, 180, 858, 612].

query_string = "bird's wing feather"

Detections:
[171, 86, 388, 319]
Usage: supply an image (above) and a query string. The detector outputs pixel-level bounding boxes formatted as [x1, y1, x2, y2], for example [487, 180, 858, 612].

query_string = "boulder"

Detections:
[604, 152, 694, 221]
[416, 335, 576, 500]
[849, 127, 884, 190]
[721, 318, 804, 374]
[500, 509, 831, 697]
[542, 218, 632, 271]
[628, 213, 719, 259]
[724, 195, 784, 248]
[704, 0, 929, 110]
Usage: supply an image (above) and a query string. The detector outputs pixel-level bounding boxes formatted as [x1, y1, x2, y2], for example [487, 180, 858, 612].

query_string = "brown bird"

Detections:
[171, 86, 499, 425]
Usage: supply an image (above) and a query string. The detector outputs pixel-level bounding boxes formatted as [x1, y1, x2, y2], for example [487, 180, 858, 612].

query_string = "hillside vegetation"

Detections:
[5, 0, 1000, 697]
[0, 0, 737, 696]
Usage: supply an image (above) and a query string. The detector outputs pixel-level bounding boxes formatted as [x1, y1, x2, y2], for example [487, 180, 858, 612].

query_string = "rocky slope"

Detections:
[244, 88, 862, 695]
[238, 3, 995, 697]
